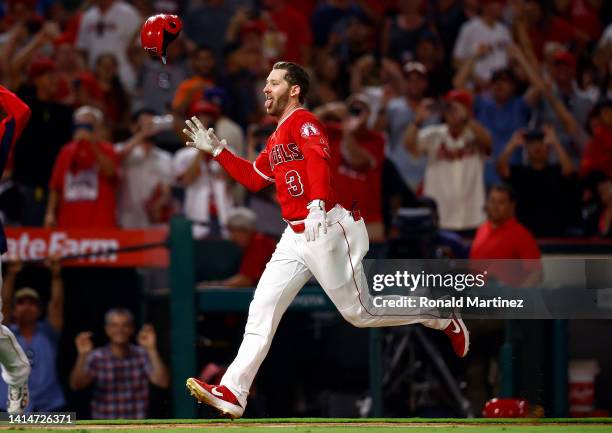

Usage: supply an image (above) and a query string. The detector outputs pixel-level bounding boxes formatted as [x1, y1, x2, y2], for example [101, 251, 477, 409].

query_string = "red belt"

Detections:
[285, 206, 362, 234]
[288, 222, 305, 234]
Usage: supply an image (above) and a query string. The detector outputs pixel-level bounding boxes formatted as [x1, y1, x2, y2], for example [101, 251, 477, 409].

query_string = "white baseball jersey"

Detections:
[419, 124, 486, 230]
[453, 17, 511, 82]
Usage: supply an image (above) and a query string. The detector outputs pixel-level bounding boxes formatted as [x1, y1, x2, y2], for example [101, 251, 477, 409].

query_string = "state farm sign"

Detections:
[4, 228, 169, 267]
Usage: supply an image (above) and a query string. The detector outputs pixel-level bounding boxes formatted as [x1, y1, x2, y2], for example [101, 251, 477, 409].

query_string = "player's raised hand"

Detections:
[304, 201, 327, 242]
[183, 116, 226, 157]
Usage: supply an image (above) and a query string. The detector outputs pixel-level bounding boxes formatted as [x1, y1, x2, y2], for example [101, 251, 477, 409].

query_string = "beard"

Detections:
[267, 90, 290, 116]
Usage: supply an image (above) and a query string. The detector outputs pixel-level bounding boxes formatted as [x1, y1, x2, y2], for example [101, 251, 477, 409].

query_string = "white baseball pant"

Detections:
[220, 205, 450, 408]
[0, 265, 31, 386]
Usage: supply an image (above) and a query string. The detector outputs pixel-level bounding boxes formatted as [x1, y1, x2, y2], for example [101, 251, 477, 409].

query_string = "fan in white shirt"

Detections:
[173, 103, 235, 238]
[405, 90, 492, 231]
[115, 109, 173, 228]
[453, 0, 511, 85]
[173, 147, 234, 238]
[76, 0, 142, 92]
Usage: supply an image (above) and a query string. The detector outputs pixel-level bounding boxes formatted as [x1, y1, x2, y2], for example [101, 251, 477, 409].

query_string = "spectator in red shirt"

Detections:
[555, 0, 603, 45]
[263, 0, 313, 65]
[316, 95, 385, 240]
[581, 99, 612, 179]
[45, 106, 120, 229]
[54, 36, 104, 109]
[470, 184, 542, 288]
[201, 207, 276, 288]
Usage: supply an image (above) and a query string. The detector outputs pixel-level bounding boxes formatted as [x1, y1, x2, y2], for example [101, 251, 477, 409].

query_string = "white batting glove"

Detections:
[183, 116, 226, 157]
[304, 200, 327, 242]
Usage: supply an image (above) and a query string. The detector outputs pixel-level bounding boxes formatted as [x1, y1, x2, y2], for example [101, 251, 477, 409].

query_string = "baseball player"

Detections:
[0, 85, 32, 414]
[183, 62, 469, 418]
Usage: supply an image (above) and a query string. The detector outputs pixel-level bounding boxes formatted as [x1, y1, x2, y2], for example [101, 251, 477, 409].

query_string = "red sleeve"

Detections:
[517, 229, 541, 260]
[325, 121, 343, 168]
[101, 141, 120, 181]
[253, 147, 275, 182]
[0, 86, 31, 140]
[516, 226, 542, 273]
[238, 235, 275, 282]
[360, 132, 386, 170]
[0, 85, 31, 173]
[215, 148, 273, 192]
[468, 226, 486, 259]
[295, 117, 333, 202]
[101, 142, 120, 165]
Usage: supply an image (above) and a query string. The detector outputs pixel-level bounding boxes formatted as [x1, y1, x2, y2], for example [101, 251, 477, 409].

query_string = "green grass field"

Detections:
[8, 427, 612, 433]
[1, 418, 611, 433]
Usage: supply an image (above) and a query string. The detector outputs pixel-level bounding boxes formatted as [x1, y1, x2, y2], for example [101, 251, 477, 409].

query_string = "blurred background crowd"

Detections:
[0, 0, 611, 240]
[0, 0, 611, 421]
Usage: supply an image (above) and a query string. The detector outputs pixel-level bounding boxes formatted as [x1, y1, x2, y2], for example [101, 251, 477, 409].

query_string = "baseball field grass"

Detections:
[1, 418, 612, 433]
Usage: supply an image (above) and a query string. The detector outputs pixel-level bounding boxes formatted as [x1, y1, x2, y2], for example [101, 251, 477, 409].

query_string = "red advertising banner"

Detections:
[4, 227, 169, 267]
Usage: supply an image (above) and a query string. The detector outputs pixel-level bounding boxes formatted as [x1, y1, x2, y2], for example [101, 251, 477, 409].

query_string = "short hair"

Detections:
[74, 105, 103, 124]
[272, 61, 310, 103]
[489, 183, 516, 202]
[104, 308, 134, 325]
[227, 207, 257, 231]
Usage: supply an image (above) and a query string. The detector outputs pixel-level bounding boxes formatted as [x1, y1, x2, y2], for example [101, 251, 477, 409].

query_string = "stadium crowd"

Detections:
[1, 0, 612, 419]
[0, 0, 611, 243]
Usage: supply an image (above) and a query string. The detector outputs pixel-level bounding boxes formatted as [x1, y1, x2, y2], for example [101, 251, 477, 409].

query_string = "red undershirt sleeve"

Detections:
[215, 148, 273, 192]
[0, 85, 31, 173]
[297, 119, 332, 203]
[0, 85, 30, 139]
[303, 146, 332, 203]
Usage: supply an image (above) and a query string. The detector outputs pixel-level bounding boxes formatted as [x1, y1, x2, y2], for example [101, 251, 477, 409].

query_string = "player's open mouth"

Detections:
[265, 96, 273, 110]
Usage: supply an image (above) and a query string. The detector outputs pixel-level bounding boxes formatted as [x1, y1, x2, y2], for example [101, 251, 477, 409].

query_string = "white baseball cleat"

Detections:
[186, 377, 244, 419]
[7, 382, 29, 415]
[443, 312, 470, 358]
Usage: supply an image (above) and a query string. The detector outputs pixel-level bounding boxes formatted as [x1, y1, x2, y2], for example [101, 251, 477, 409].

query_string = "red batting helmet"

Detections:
[140, 14, 182, 64]
[483, 398, 529, 418]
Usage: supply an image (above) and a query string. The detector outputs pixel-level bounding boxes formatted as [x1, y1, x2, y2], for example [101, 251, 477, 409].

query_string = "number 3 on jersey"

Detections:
[285, 170, 304, 197]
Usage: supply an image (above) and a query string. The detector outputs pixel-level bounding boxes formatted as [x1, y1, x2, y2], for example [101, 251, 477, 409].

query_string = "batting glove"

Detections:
[183, 116, 226, 157]
[304, 200, 327, 242]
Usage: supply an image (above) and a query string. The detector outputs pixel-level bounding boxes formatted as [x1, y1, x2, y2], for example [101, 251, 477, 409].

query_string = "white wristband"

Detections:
[307, 199, 325, 210]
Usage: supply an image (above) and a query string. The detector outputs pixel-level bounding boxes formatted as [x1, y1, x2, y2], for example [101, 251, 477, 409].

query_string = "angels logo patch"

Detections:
[300, 122, 320, 138]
